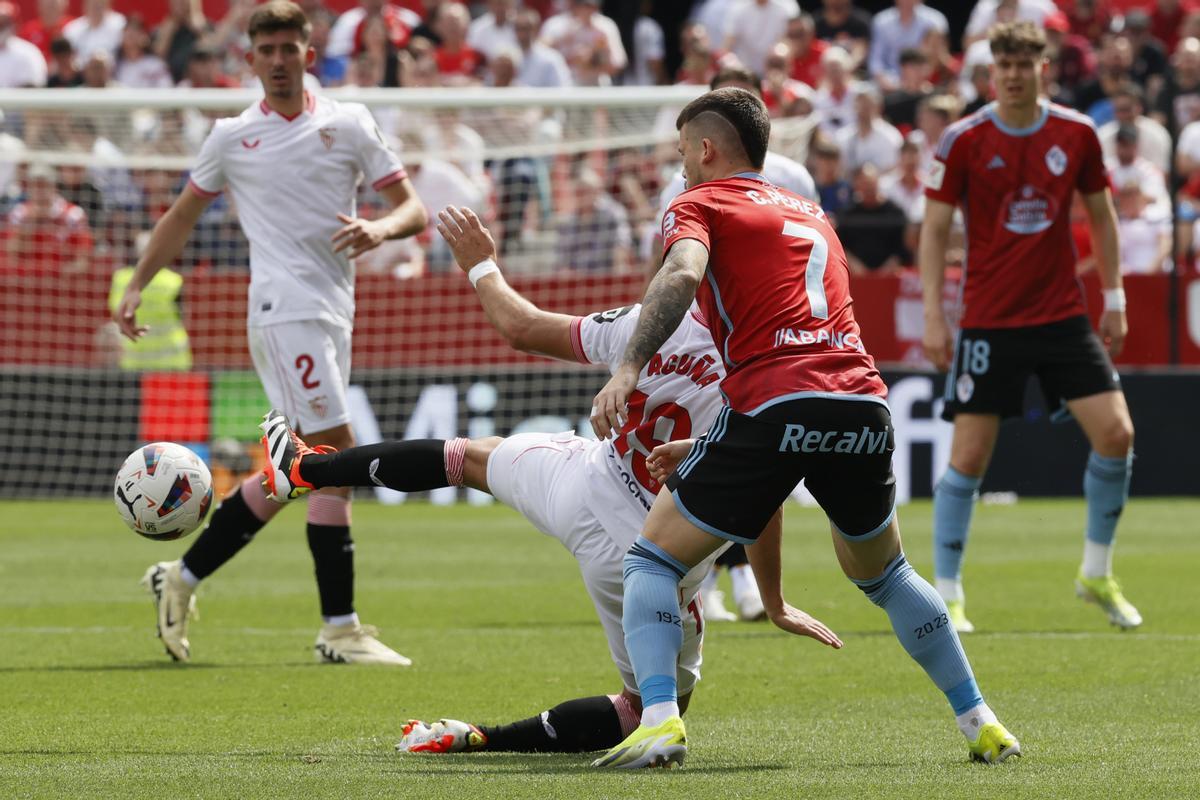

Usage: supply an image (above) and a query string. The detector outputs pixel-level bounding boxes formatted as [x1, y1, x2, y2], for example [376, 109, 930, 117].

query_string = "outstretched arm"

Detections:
[590, 238, 709, 438]
[746, 507, 843, 649]
[436, 206, 579, 361]
[113, 185, 212, 340]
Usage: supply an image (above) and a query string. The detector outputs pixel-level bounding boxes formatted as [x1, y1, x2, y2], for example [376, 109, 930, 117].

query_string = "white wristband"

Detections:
[1103, 288, 1126, 313]
[468, 258, 500, 287]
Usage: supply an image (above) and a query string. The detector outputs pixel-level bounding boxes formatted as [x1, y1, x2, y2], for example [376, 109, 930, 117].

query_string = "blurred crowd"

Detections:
[1, 0, 1199, 278]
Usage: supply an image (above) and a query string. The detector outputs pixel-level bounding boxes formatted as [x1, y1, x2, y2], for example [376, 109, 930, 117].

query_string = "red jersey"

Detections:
[924, 101, 1109, 329]
[662, 175, 886, 414]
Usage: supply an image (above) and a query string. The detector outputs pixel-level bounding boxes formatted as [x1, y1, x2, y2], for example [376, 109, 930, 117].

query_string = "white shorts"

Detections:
[487, 431, 704, 695]
[247, 319, 352, 435]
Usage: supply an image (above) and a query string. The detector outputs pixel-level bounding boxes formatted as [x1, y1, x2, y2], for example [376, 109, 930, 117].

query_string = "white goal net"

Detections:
[0, 86, 821, 498]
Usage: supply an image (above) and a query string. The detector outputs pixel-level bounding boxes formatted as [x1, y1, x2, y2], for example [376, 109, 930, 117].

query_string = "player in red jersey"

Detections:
[588, 88, 1020, 769]
[919, 22, 1140, 634]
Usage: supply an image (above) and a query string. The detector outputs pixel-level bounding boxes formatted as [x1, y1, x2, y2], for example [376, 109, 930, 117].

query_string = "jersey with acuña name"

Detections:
[188, 93, 407, 328]
[925, 101, 1108, 329]
[662, 176, 886, 415]
[570, 304, 724, 545]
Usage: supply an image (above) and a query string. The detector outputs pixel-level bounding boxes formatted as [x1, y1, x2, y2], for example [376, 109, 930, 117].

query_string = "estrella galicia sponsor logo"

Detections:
[778, 424, 891, 454]
[1002, 184, 1057, 234]
[591, 306, 634, 324]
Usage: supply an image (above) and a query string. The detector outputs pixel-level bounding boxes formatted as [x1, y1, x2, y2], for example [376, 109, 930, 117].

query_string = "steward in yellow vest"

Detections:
[107, 267, 193, 370]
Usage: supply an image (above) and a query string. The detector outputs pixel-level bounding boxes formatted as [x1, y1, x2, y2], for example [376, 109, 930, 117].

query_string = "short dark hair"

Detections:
[1112, 81, 1145, 105]
[248, 0, 311, 42]
[676, 87, 770, 169]
[710, 65, 762, 94]
[899, 47, 928, 67]
[988, 20, 1046, 57]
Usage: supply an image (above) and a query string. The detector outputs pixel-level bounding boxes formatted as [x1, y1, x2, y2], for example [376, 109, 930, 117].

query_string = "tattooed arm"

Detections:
[590, 239, 710, 438]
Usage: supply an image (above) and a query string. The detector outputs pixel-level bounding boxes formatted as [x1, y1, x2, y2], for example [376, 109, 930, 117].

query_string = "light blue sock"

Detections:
[1084, 451, 1132, 546]
[932, 466, 982, 585]
[852, 553, 983, 715]
[622, 536, 688, 707]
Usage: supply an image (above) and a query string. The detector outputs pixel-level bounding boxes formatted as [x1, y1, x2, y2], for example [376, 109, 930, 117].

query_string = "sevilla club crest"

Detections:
[319, 127, 337, 150]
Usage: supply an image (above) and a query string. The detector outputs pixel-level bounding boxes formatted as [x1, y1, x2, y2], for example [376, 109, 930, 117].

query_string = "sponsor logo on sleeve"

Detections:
[925, 160, 946, 191]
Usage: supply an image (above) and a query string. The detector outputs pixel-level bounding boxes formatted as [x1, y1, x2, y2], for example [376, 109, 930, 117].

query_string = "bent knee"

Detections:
[1095, 418, 1135, 456]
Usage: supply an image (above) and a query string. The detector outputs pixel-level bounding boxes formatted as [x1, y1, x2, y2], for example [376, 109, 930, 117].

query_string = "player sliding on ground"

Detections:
[258, 205, 842, 756]
[920, 21, 1140, 633]
[588, 87, 1020, 769]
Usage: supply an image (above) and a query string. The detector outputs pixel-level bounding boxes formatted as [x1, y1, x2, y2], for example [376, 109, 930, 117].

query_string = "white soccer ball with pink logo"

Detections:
[114, 443, 213, 541]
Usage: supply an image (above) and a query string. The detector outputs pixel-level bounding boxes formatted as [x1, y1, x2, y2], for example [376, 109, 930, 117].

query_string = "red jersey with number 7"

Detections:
[924, 101, 1109, 329]
[662, 175, 886, 414]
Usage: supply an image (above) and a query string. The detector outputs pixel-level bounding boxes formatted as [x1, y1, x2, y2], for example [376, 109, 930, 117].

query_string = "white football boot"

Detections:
[141, 560, 198, 662]
[315, 621, 412, 666]
[398, 719, 488, 753]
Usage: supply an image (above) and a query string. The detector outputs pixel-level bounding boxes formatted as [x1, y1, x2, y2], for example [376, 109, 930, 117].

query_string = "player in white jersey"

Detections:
[113, 2, 428, 666]
[651, 65, 819, 624]
[258, 206, 841, 755]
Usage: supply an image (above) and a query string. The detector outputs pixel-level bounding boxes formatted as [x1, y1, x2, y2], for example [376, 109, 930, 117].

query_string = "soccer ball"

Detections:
[114, 443, 214, 541]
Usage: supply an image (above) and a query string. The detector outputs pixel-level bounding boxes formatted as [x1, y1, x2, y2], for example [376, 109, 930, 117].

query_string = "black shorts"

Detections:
[665, 398, 896, 544]
[941, 315, 1120, 421]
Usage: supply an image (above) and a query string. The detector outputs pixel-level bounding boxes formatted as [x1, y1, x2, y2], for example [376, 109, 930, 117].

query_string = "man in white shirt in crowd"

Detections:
[723, 0, 799, 74]
[0, 2, 48, 88]
[514, 7, 571, 88]
[1099, 83, 1172, 174]
[467, 0, 518, 63]
[836, 84, 904, 173]
[63, 0, 126, 62]
[868, 0, 947, 91]
[540, 0, 626, 85]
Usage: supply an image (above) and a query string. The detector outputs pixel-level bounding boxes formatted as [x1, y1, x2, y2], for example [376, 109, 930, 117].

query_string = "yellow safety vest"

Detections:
[108, 268, 193, 371]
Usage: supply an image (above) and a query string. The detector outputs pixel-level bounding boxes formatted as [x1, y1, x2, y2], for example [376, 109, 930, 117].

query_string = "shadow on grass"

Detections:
[0, 661, 318, 674]
[384, 752, 789, 776]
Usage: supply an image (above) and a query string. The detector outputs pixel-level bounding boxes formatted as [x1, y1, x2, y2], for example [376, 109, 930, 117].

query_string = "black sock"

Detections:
[308, 523, 355, 618]
[716, 542, 749, 568]
[478, 696, 623, 752]
[300, 440, 449, 492]
[181, 489, 268, 580]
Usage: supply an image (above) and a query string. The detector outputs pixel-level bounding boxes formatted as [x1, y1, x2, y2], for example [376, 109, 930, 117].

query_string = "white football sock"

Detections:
[729, 564, 755, 600]
[324, 612, 359, 627]
[641, 701, 680, 728]
[935, 577, 963, 604]
[956, 703, 998, 740]
[1082, 540, 1113, 579]
[178, 563, 201, 588]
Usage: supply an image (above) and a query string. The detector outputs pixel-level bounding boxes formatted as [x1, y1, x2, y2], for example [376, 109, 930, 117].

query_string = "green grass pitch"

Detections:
[1, 497, 1196, 799]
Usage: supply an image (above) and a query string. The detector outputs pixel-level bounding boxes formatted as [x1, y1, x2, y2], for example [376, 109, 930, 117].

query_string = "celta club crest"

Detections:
[1045, 145, 1067, 176]
[319, 127, 336, 150]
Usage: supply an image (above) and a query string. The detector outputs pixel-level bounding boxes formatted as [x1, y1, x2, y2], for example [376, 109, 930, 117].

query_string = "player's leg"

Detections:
[140, 325, 296, 660]
[809, 398, 1018, 763]
[1066, 389, 1140, 627]
[1036, 317, 1140, 627]
[935, 326, 1028, 631]
[398, 690, 696, 754]
[261, 409, 490, 497]
[932, 413, 1000, 632]
[716, 543, 766, 621]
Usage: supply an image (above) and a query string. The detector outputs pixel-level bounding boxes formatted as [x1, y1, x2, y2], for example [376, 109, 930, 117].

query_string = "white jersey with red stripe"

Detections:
[188, 92, 408, 328]
[570, 304, 726, 551]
